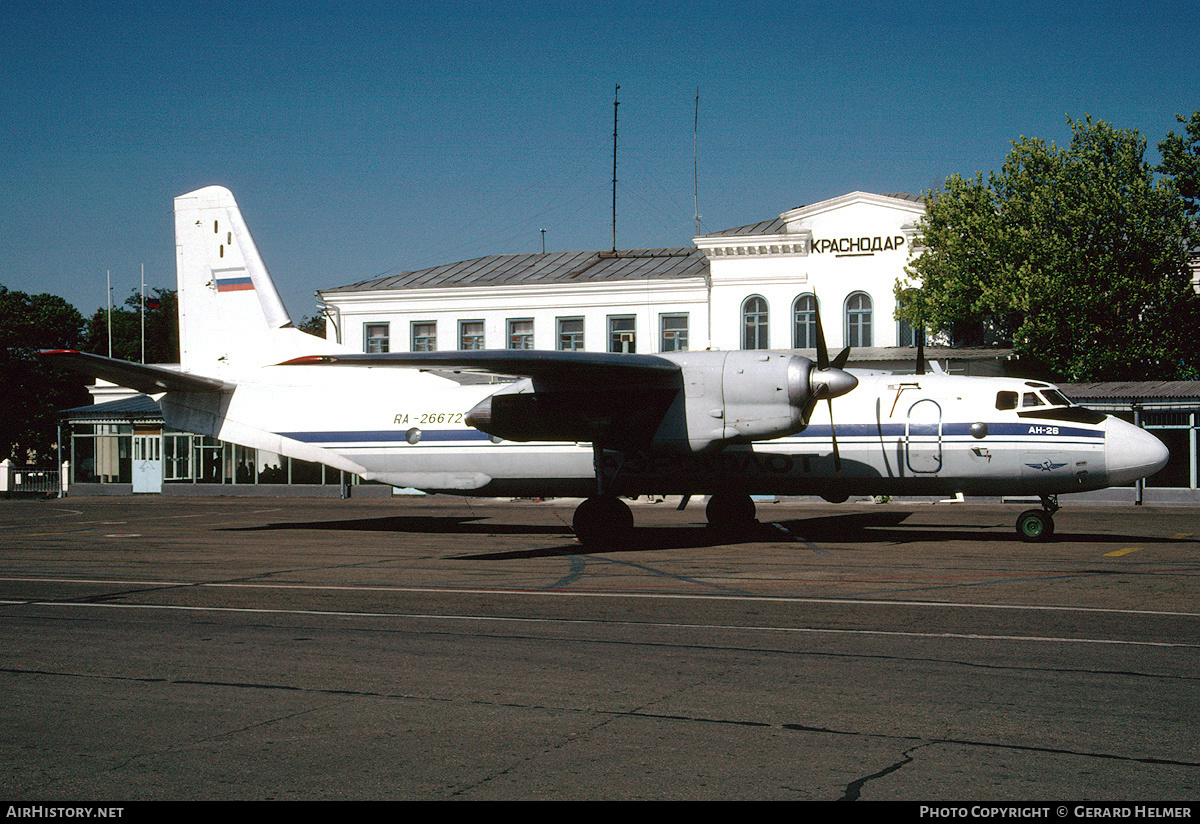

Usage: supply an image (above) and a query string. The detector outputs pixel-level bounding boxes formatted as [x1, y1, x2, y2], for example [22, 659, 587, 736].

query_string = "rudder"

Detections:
[174, 186, 331, 374]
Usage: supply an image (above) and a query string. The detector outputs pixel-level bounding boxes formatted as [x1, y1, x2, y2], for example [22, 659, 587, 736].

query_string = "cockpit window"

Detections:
[1022, 392, 1045, 408]
[996, 391, 1018, 411]
[1040, 389, 1070, 407]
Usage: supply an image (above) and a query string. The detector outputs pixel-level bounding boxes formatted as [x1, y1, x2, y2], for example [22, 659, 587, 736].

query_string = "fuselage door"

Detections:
[905, 399, 943, 474]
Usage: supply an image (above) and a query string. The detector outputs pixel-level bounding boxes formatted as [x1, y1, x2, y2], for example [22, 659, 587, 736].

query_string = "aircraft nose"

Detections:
[1104, 416, 1169, 486]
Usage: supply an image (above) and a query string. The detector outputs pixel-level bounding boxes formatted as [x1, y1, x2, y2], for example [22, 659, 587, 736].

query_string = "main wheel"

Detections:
[572, 496, 634, 547]
[705, 492, 757, 534]
[1016, 509, 1055, 542]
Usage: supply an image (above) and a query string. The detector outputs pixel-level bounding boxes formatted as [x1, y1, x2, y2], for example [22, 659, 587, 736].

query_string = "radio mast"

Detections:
[612, 84, 620, 252]
[694, 88, 701, 236]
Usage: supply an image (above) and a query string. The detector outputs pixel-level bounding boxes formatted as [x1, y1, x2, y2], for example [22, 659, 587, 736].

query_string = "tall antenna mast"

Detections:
[612, 84, 620, 252]
[140, 263, 145, 364]
[106, 270, 112, 358]
[693, 88, 701, 236]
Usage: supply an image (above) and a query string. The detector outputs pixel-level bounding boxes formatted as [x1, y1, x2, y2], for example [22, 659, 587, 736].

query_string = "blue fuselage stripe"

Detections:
[280, 422, 1104, 447]
[282, 430, 491, 443]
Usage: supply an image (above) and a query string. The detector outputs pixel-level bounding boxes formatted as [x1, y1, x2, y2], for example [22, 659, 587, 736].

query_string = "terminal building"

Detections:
[57, 192, 1200, 500]
[316, 191, 931, 360]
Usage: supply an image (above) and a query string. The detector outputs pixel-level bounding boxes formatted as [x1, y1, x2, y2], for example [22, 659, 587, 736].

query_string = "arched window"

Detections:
[742, 296, 769, 349]
[845, 292, 872, 348]
[792, 294, 818, 349]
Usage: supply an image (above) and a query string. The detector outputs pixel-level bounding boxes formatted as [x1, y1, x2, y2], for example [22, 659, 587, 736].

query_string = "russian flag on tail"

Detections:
[215, 268, 255, 292]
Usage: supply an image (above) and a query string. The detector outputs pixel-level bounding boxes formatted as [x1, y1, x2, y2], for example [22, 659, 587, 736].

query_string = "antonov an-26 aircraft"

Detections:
[45, 186, 1169, 545]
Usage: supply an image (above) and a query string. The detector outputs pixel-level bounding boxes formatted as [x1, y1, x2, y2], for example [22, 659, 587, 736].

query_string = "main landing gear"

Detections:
[571, 489, 761, 548]
[1016, 495, 1059, 542]
[571, 495, 633, 548]
[573, 447, 765, 548]
[704, 492, 758, 535]
[572, 444, 636, 548]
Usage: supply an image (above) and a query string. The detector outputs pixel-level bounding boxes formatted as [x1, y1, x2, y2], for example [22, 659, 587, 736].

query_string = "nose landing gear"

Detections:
[1016, 496, 1059, 542]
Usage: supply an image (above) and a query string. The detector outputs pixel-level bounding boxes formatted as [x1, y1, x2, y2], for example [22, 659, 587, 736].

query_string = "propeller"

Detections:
[808, 293, 857, 472]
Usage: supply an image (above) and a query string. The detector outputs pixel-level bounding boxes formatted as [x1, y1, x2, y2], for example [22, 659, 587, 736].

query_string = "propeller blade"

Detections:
[812, 291, 829, 370]
[831, 346, 851, 370]
[808, 290, 849, 474]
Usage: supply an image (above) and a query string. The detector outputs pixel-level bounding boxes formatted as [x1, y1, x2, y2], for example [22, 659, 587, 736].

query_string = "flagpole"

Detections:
[140, 263, 145, 364]
[106, 270, 112, 358]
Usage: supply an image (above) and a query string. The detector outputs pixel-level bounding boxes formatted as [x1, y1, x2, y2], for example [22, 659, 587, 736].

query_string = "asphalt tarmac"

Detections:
[1, 494, 1198, 801]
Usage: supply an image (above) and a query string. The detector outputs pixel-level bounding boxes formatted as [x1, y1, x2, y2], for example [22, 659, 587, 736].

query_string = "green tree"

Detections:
[298, 313, 327, 338]
[1158, 111, 1200, 215]
[83, 288, 179, 364]
[898, 116, 1200, 381]
[0, 286, 90, 462]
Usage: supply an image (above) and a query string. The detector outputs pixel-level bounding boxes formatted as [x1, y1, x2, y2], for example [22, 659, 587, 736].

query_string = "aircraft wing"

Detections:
[40, 350, 233, 394]
[282, 349, 683, 448]
[280, 349, 681, 383]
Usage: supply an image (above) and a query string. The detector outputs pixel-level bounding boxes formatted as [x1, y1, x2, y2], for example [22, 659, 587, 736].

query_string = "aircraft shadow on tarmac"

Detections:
[227, 512, 776, 555]
[230, 514, 566, 537]
[225, 509, 1190, 559]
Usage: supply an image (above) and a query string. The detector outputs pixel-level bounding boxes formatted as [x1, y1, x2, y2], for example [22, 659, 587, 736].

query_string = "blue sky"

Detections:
[2, 1, 1196, 322]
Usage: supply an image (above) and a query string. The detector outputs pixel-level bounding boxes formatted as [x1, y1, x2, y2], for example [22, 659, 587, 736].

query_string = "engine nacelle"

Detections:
[654, 350, 820, 452]
[716, 351, 813, 441]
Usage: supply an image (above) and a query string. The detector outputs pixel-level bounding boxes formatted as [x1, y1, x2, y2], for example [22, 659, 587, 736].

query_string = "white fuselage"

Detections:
[158, 365, 1165, 499]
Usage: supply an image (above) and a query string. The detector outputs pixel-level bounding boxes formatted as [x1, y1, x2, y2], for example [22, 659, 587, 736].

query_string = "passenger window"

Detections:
[1022, 392, 1045, 408]
[995, 391, 1018, 410]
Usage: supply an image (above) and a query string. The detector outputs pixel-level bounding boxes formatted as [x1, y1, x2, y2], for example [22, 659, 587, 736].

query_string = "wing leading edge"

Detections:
[280, 349, 680, 383]
[41, 350, 233, 395]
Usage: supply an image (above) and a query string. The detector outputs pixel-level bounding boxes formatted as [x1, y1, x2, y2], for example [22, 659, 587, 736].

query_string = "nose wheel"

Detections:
[1016, 496, 1058, 542]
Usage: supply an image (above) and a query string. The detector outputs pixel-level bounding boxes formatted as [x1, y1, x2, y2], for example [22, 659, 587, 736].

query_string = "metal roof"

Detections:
[703, 217, 789, 237]
[846, 346, 1013, 362]
[60, 395, 162, 423]
[325, 192, 927, 294]
[323, 248, 708, 294]
[700, 193, 922, 239]
[1059, 381, 1200, 400]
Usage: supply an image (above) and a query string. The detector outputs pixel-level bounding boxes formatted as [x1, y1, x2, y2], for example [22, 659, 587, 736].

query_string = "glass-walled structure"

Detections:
[61, 396, 383, 496]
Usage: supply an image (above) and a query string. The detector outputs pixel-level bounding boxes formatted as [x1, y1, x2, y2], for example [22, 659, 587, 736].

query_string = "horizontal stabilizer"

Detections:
[279, 349, 681, 384]
[41, 350, 232, 395]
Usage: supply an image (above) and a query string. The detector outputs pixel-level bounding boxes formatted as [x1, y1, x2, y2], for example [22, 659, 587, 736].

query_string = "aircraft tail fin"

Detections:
[174, 186, 340, 374]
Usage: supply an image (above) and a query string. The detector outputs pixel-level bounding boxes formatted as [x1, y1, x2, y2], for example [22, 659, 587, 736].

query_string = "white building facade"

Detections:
[317, 192, 927, 357]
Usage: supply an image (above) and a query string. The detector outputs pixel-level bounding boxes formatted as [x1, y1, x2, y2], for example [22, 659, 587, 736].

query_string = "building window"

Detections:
[364, 323, 390, 353]
[742, 296, 769, 350]
[792, 294, 818, 349]
[846, 292, 872, 348]
[609, 315, 636, 353]
[660, 314, 688, 352]
[411, 321, 436, 352]
[459, 320, 485, 350]
[558, 317, 584, 350]
[508, 318, 533, 349]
